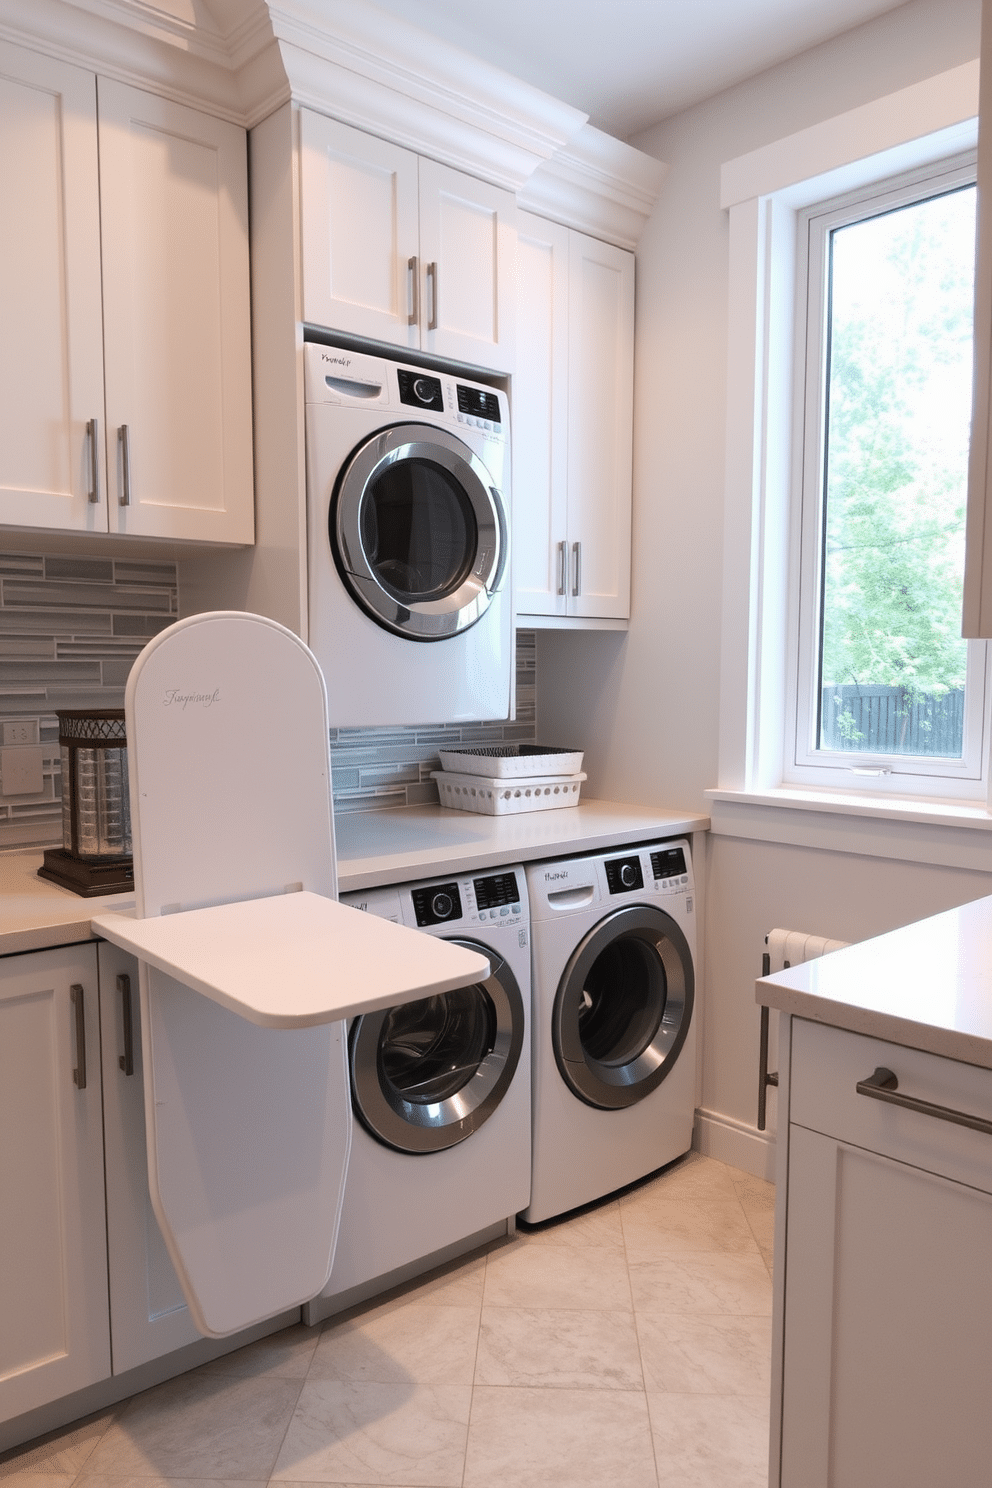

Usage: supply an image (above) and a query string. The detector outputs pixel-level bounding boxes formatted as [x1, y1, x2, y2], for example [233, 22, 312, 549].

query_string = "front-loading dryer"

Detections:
[304, 342, 511, 727]
[303, 864, 531, 1322]
[524, 839, 697, 1223]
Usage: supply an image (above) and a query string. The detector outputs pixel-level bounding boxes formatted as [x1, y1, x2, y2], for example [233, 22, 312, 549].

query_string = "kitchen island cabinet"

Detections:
[758, 900, 992, 1487]
[514, 210, 634, 624]
[300, 111, 517, 373]
[0, 40, 253, 544]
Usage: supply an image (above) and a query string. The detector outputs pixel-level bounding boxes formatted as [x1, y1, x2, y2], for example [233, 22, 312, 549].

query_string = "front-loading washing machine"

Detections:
[303, 864, 531, 1322]
[304, 341, 512, 727]
[524, 839, 697, 1223]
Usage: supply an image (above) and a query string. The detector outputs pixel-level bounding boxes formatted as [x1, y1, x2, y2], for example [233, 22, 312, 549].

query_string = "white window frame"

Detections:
[713, 60, 990, 818]
[785, 156, 990, 799]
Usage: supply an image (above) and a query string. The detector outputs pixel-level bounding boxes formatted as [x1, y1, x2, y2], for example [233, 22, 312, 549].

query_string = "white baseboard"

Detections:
[694, 1106, 777, 1181]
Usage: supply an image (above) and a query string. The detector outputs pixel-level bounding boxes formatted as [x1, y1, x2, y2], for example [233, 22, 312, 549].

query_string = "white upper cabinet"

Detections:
[514, 212, 634, 623]
[0, 43, 253, 543]
[300, 112, 516, 373]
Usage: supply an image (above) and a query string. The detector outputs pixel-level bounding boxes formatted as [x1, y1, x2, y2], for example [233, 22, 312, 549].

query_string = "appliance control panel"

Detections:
[407, 869, 526, 929]
[605, 855, 644, 894]
[650, 845, 691, 894]
[397, 369, 443, 412]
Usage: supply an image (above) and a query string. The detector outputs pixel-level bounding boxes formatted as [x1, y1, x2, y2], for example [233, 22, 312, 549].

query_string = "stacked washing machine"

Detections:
[304, 864, 531, 1321]
[523, 839, 698, 1223]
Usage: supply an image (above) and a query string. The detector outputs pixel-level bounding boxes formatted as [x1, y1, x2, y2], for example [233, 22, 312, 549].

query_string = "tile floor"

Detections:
[0, 1152, 775, 1488]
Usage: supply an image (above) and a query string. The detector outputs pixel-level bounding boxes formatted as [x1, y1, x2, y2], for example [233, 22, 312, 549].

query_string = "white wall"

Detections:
[537, 0, 990, 1176]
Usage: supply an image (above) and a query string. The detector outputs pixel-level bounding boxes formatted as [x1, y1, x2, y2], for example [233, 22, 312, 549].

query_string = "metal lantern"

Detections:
[38, 710, 134, 896]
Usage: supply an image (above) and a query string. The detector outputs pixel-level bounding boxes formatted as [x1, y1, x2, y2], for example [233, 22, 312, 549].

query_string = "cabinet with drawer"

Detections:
[776, 1017, 992, 1488]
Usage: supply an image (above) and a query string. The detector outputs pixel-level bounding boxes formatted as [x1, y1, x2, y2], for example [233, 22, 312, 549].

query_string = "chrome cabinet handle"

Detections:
[118, 424, 131, 506]
[572, 541, 582, 597]
[856, 1066, 992, 1137]
[87, 418, 100, 503]
[426, 261, 438, 330]
[407, 256, 419, 326]
[118, 972, 134, 1077]
[757, 999, 779, 1131]
[71, 983, 86, 1090]
[557, 541, 567, 596]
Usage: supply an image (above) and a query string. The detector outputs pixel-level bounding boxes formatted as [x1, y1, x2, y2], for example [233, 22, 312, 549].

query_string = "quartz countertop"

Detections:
[757, 894, 992, 1069]
[2, 798, 708, 956]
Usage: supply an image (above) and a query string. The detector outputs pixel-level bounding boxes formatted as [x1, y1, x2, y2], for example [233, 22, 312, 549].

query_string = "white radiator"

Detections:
[765, 927, 849, 974]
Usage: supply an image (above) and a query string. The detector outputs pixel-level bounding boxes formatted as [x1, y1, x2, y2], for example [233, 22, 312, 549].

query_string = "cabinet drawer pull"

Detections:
[557, 540, 567, 596]
[118, 972, 134, 1077]
[426, 261, 438, 330]
[70, 983, 86, 1090]
[856, 1066, 992, 1136]
[87, 418, 100, 503]
[407, 256, 419, 325]
[572, 540, 582, 597]
[119, 424, 132, 506]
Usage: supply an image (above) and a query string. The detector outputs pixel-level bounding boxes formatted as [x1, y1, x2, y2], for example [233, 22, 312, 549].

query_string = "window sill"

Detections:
[706, 786, 992, 873]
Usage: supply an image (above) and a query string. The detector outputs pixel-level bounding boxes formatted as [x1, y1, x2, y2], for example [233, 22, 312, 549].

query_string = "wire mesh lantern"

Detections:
[38, 710, 134, 897]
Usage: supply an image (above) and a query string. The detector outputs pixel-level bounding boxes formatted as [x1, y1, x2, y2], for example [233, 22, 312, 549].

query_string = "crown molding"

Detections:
[518, 124, 668, 249]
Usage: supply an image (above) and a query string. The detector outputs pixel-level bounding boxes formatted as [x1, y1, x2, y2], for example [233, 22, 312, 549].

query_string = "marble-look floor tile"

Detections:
[80, 1478, 264, 1488]
[310, 1299, 480, 1385]
[648, 1392, 769, 1487]
[1, 1408, 118, 1478]
[271, 1380, 471, 1485]
[0, 1478, 75, 1488]
[475, 1306, 643, 1389]
[483, 1239, 632, 1312]
[388, 1252, 488, 1310]
[84, 1372, 302, 1480]
[196, 1323, 321, 1380]
[464, 1386, 658, 1488]
[518, 1200, 624, 1250]
[620, 1196, 761, 1262]
[628, 1251, 773, 1317]
[637, 1313, 773, 1397]
[635, 1152, 742, 1203]
[735, 1178, 776, 1259]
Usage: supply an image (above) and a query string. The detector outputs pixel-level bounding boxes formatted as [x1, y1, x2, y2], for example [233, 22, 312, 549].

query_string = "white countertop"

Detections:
[2, 798, 708, 957]
[757, 894, 992, 1069]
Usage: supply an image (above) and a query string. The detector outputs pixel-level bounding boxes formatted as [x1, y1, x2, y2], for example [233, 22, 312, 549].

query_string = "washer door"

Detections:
[552, 904, 694, 1111]
[332, 423, 507, 641]
[349, 940, 524, 1153]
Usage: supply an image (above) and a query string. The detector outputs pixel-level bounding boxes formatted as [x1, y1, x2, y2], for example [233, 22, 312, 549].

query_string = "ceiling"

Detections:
[364, 0, 911, 138]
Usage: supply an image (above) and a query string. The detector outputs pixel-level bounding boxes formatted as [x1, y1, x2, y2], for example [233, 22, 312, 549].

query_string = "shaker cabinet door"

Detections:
[0, 945, 111, 1420]
[0, 42, 107, 533]
[98, 79, 253, 543]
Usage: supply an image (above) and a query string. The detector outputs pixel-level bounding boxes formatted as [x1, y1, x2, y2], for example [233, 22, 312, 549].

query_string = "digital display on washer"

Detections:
[651, 847, 687, 881]
[474, 871, 519, 910]
[457, 385, 502, 426]
[397, 369, 444, 411]
[412, 882, 462, 926]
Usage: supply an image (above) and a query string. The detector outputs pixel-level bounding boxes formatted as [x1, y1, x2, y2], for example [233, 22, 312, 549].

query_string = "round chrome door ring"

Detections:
[349, 940, 524, 1154]
[551, 904, 694, 1111]
[332, 423, 508, 641]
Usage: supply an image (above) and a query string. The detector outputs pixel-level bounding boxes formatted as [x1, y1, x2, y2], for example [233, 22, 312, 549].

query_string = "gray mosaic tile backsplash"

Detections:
[0, 550, 537, 850]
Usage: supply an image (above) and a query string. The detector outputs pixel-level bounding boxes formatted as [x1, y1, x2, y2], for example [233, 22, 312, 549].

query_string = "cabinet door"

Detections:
[98, 943, 201, 1374]
[513, 212, 570, 618]
[418, 159, 517, 373]
[781, 1124, 992, 1487]
[98, 79, 253, 543]
[0, 42, 107, 533]
[0, 945, 110, 1419]
[566, 235, 633, 619]
[300, 111, 420, 349]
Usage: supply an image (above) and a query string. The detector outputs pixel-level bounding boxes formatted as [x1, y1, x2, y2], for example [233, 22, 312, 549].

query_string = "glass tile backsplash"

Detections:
[0, 551, 536, 850]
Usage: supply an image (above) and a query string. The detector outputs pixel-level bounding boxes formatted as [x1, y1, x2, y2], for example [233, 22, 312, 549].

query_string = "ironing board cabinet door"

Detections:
[0, 945, 111, 1419]
[98, 943, 202, 1373]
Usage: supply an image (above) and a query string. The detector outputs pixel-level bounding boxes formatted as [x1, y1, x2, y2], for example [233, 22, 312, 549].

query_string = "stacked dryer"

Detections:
[304, 864, 531, 1321]
[524, 839, 697, 1223]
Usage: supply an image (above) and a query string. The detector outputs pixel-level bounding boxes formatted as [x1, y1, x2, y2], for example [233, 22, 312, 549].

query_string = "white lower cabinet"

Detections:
[98, 943, 201, 1375]
[0, 941, 199, 1425]
[0, 945, 110, 1421]
[776, 1018, 992, 1487]
[514, 211, 634, 623]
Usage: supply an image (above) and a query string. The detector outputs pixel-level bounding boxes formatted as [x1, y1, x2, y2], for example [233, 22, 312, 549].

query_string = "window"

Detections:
[786, 156, 989, 798]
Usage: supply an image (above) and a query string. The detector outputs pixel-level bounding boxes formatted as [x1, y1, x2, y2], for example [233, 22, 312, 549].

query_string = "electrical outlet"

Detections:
[1, 746, 45, 796]
[2, 720, 38, 746]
